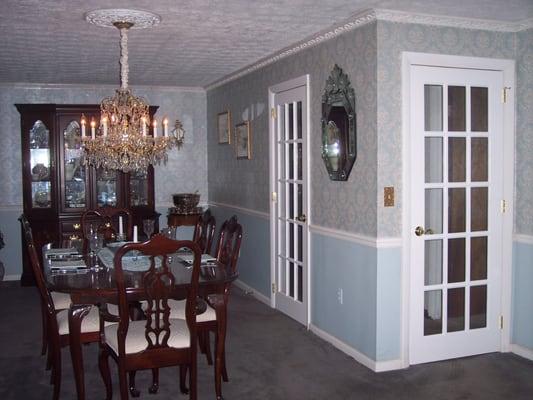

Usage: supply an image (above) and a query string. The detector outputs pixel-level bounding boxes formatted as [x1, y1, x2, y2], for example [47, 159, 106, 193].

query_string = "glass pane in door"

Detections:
[470, 285, 487, 329]
[30, 120, 52, 208]
[424, 85, 443, 131]
[130, 170, 148, 206]
[448, 86, 466, 132]
[63, 121, 87, 208]
[424, 290, 442, 336]
[471, 87, 488, 132]
[96, 168, 117, 207]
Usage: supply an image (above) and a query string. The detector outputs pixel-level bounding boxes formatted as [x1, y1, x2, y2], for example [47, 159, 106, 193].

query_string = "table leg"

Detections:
[69, 304, 92, 400]
[214, 302, 227, 400]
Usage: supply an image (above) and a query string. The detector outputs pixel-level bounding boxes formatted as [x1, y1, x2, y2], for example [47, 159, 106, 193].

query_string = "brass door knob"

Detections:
[296, 214, 307, 223]
[414, 226, 425, 236]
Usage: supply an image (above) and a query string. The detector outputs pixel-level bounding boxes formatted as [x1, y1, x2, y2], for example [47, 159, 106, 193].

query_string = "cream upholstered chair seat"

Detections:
[168, 299, 216, 322]
[51, 291, 71, 310]
[104, 319, 190, 354]
[56, 306, 100, 335]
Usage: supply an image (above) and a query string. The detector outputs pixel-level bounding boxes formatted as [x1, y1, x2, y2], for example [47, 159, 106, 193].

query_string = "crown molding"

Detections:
[374, 9, 533, 33]
[205, 9, 377, 90]
[205, 9, 531, 91]
[0, 82, 205, 93]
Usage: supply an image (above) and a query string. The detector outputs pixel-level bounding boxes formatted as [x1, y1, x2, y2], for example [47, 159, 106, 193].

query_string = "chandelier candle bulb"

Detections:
[81, 116, 86, 138]
[153, 119, 158, 138]
[90, 120, 96, 140]
[133, 225, 138, 243]
[102, 117, 108, 137]
[142, 117, 147, 136]
[118, 216, 123, 235]
[163, 118, 168, 137]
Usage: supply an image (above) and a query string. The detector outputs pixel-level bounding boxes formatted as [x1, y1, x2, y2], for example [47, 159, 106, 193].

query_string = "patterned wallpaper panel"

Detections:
[207, 22, 378, 236]
[515, 28, 533, 236]
[376, 21, 517, 237]
[0, 85, 207, 208]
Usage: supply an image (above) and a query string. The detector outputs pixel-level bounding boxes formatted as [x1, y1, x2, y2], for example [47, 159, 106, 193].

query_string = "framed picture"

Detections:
[235, 121, 251, 159]
[217, 111, 231, 144]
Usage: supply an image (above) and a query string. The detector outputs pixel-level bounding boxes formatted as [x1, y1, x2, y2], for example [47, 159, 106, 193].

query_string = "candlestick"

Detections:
[133, 225, 138, 243]
[90, 119, 96, 140]
[102, 117, 108, 137]
[163, 118, 168, 137]
[81, 116, 86, 138]
[153, 120, 158, 138]
[118, 216, 123, 235]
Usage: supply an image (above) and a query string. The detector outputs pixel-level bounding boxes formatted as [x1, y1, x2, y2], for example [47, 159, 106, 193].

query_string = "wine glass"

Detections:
[142, 219, 155, 239]
[161, 226, 177, 240]
[89, 232, 104, 270]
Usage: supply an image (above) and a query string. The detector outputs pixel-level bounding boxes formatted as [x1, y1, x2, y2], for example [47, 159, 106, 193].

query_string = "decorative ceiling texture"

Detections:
[0, 0, 531, 88]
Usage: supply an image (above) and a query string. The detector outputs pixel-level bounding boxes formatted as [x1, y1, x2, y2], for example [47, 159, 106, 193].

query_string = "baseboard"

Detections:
[233, 279, 271, 306]
[309, 324, 404, 372]
[510, 343, 533, 362]
[3, 274, 21, 282]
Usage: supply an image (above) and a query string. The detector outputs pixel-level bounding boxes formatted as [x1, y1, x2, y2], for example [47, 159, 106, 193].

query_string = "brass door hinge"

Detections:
[271, 108, 277, 119]
[271, 283, 276, 293]
[501, 199, 507, 214]
[501, 87, 511, 104]
[500, 315, 504, 329]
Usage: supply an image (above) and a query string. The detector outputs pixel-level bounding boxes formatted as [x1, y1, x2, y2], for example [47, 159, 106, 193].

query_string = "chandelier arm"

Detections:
[120, 27, 129, 90]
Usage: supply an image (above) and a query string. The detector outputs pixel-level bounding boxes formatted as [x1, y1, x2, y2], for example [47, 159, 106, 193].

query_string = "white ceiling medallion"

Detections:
[85, 9, 161, 29]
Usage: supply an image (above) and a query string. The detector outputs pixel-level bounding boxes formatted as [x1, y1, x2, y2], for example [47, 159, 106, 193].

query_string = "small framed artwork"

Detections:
[235, 121, 251, 159]
[217, 110, 231, 144]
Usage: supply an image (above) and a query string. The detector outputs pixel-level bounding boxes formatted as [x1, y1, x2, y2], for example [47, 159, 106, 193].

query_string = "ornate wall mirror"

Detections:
[321, 64, 356, 181]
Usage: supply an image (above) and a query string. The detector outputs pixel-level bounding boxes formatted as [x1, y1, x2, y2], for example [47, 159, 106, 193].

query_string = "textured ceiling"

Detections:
[0, 0, 531, 88]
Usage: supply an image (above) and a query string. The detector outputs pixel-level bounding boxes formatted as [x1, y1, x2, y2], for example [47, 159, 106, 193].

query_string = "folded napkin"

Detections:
[49, 259, 87, 271]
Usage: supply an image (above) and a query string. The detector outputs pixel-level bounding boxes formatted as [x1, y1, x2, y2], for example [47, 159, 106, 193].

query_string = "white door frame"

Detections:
[268, 74, 311, 327]
[401, 52, 515, 367]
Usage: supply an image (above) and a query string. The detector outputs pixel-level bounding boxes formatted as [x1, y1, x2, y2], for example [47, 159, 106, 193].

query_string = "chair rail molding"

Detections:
[309, 224, 402, 249]
[208, 201, 269, 220]
[514, 234, 533, 245]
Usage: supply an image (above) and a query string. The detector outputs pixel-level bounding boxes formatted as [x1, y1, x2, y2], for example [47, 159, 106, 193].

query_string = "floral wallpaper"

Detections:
[0, 84, 207, 208]
[515, 28, 533, 236]
[207, 22, 378, 236]
[376, 21, 516, 237]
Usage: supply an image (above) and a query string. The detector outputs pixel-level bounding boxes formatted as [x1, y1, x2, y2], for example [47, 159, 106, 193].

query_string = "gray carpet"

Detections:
[1, 283, 532, 400]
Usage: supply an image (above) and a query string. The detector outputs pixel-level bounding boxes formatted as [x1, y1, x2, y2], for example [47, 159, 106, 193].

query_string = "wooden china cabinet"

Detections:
[17, 104, 159, 286]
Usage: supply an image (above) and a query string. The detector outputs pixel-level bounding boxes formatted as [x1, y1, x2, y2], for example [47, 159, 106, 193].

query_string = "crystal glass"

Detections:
[161, 226, 177, 240]
[143, 219, 155, 239]
[89, 232, 104, 270]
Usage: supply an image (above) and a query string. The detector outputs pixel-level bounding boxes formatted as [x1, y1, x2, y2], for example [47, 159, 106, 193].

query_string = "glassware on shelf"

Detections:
[161, 226, 177, 240]
[142, 219, 155, 239]
[63, 120, 87, 209]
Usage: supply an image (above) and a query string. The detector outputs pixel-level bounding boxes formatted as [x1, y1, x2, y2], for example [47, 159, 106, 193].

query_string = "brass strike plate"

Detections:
[384, 187, 394, 207]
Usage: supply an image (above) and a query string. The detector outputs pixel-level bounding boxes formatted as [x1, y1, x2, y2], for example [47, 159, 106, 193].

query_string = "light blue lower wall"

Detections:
[0, 207, 24, 279]
[512, 240, 533, 351]
[311, 232, 378, 360]
[209, 205, 271, 298]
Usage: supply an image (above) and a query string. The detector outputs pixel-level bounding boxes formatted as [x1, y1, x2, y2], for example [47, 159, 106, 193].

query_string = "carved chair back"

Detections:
[112, 235, 202, 356]
[214, 215, 243, 275]
[192, 209, 216, 254]
[81, 206, 132, 251]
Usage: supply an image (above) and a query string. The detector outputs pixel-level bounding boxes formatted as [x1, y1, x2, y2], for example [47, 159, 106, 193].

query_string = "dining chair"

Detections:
[19, 214, 72, 358]
[23, 221, 101, 400]
[81, 206, 133, 252]
[169, 215, 242, 397]
[98, 235, 202, 400]
[192, 209, 216, 254]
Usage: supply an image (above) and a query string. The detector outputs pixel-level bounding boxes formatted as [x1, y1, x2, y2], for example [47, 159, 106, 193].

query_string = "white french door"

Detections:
[409, 64, 504, 364]
[270, 81, 309, 326]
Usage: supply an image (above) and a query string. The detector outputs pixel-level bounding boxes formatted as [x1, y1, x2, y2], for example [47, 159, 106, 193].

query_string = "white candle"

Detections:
[163, 118, 168, 137]
[142, 117, 147, 136]
[102, 117, 108, 137]
[90, 120, 96, 140]
[81, 116, 86, 138]
[133, 225, 138, 243]
[153, 120, 158, 138]
[118, 216, 123, 235]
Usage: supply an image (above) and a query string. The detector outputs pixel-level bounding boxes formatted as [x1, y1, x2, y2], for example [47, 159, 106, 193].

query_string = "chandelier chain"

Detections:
[120, 27, 129, 90]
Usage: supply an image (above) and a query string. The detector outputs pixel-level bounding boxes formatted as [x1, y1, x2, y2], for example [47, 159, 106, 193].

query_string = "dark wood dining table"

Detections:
[45, 251, 237, 400]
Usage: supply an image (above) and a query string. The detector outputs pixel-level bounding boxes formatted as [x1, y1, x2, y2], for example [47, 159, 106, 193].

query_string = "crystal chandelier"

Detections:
[82, 9, 184, 173]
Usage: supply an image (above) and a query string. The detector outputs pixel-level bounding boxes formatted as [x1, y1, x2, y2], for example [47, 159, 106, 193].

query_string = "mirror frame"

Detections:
[321, 64, 357, 181]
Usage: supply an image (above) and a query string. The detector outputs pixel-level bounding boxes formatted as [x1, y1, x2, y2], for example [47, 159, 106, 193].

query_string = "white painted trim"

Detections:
[0, 205, 23, 211]
[208, 201, 269, 220]
[401, 52, 516, 365]
[514, 234, 533, 245]
[510, 344, 533, 362]
[233, 279, 271, 307]
[309, 224, 402, 249]
[374, 9, 533, 33]
[309, 324, 404, 372]
[0, 82, 205, 93]
[3, 274, 21, 282]
[206, 9, 530, 91]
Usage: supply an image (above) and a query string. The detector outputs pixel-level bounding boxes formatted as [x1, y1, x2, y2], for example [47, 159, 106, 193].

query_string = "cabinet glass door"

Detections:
[30, 120, 52, 209]
[129, 170, 149, 206]
[96, 168, 118, 207]
[63, 120, 87, 209]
